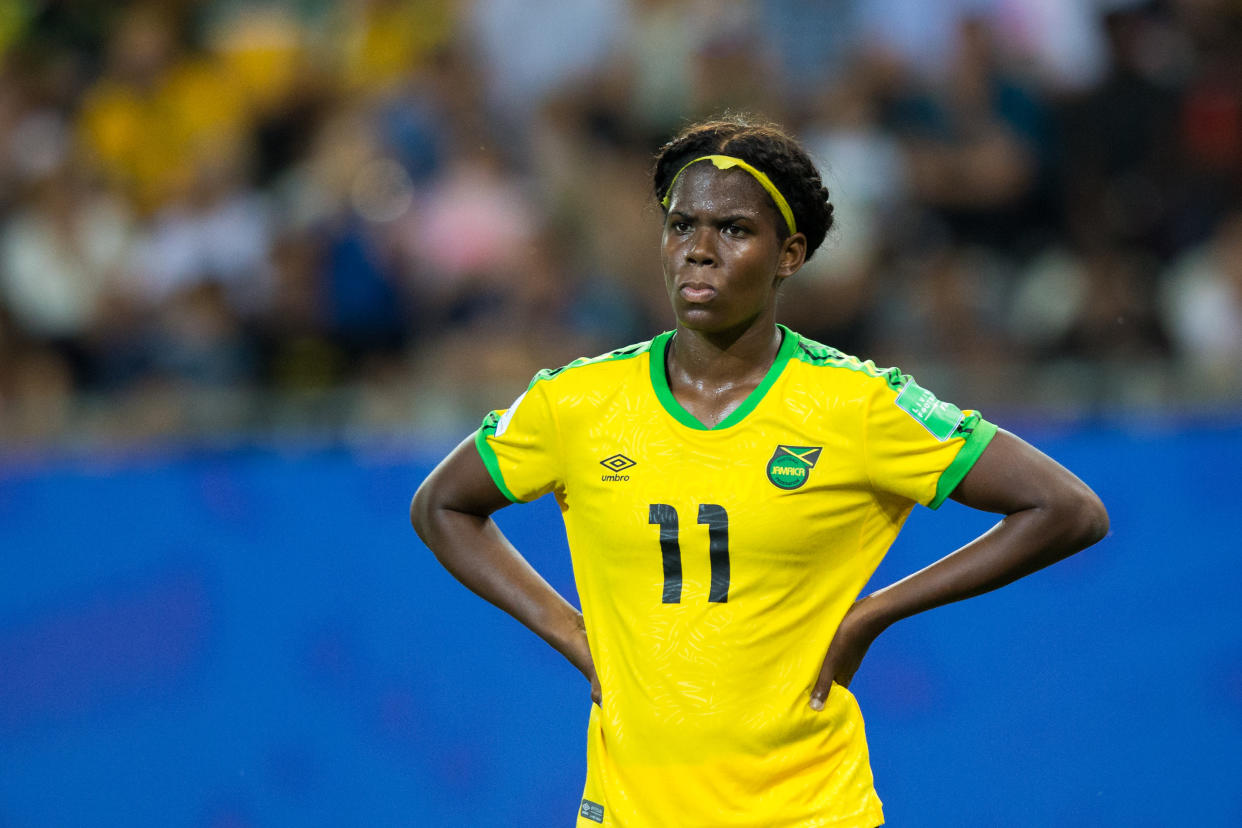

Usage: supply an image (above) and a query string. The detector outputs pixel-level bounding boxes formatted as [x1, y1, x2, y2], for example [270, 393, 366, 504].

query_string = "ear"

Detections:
[775, 233, 808, 282]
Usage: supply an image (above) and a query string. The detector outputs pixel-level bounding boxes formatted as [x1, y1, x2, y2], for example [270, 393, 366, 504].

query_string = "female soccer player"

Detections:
[411, 116, 1108, 827]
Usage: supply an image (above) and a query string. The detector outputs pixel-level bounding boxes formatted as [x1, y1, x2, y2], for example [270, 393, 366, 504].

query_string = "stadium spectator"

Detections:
[0, 0, 1238, 446]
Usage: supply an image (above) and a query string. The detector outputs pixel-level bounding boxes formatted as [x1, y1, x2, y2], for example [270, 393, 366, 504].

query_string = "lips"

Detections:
[678, 282, 716, 303]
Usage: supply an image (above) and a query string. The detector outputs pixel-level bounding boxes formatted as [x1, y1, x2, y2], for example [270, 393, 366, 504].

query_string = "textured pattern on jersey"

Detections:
[478, 326, 995, 827]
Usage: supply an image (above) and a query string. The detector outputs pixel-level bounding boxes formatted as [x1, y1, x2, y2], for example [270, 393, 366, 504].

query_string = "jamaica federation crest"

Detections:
[766, 445, 822, 490]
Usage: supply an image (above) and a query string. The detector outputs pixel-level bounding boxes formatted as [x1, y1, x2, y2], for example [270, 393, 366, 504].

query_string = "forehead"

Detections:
[665, 163, 778, 221]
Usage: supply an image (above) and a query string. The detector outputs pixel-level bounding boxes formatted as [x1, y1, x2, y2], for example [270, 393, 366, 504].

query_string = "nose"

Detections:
[685, 227, 716, 266]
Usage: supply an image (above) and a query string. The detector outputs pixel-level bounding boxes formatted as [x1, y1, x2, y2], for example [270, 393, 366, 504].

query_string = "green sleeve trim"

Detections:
[473, 419, 522, 504]
[928, 417, 998, 510]
[649, 325, 799, 431]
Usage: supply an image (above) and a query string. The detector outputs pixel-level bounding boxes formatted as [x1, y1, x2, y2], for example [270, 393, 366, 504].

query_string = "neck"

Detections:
[668, 316, 783, 392]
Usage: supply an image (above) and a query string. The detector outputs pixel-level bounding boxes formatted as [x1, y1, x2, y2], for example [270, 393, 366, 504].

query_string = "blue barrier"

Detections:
[1, 424, 1240, 826]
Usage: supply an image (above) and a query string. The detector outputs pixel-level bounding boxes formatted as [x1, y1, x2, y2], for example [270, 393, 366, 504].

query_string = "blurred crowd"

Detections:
[1, 0, 1241, 449]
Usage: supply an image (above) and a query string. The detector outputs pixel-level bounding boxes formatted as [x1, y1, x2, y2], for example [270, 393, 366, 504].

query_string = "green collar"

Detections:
[649, 325, 799, 430]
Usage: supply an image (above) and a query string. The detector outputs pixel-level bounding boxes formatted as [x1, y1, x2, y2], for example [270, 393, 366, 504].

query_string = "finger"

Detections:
[809, 660, 835, 711]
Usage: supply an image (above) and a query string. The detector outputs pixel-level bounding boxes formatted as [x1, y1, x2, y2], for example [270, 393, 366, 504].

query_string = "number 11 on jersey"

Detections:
[648, 504, 730, 604]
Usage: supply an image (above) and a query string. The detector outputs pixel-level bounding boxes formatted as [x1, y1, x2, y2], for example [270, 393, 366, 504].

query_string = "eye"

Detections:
[724, 224, 747, 238]
[670, 220, 691, 234]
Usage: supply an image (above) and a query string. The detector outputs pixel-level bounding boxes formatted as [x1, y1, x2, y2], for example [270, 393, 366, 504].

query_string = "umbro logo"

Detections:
[600, 454, 636, 472]
[600, 453, 636, 481]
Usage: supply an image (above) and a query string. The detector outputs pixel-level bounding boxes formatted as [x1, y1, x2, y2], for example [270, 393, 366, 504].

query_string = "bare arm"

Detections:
[810, 428, 1109, 709]
[410, 435, 600, 701]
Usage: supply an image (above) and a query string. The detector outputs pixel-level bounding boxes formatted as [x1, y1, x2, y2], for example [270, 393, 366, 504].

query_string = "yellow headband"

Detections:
[660, 154, 797, 235]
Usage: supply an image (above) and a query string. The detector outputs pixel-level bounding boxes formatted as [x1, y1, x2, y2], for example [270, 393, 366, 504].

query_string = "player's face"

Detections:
[661, 165, 805, 337]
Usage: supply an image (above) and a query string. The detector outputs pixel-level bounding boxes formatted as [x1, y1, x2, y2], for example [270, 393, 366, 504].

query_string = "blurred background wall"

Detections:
[1, 0, 1240, 825]
[3, 429, 1241, 826]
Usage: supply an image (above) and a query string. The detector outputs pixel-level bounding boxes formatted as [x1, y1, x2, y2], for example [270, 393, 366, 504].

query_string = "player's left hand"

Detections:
[809, 596, 886, 711]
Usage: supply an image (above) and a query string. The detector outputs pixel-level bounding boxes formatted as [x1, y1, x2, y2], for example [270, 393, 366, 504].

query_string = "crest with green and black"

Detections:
[766, 445, 822, 490]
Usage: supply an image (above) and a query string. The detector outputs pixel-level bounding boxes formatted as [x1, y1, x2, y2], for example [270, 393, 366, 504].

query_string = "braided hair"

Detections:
[652, 115, 835, 261]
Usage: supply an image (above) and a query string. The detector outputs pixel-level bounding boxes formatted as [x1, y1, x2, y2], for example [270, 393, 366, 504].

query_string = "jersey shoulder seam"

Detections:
[792, 337, 909, 391]
[524, 338, 654, 391]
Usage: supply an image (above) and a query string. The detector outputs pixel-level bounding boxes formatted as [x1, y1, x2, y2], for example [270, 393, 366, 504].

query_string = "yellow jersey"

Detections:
[475, 326, 996, 828]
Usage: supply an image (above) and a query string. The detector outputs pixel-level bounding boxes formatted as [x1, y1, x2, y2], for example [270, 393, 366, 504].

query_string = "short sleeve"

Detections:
[863, 372, 997, 509]
[474, 375, 563, 503]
